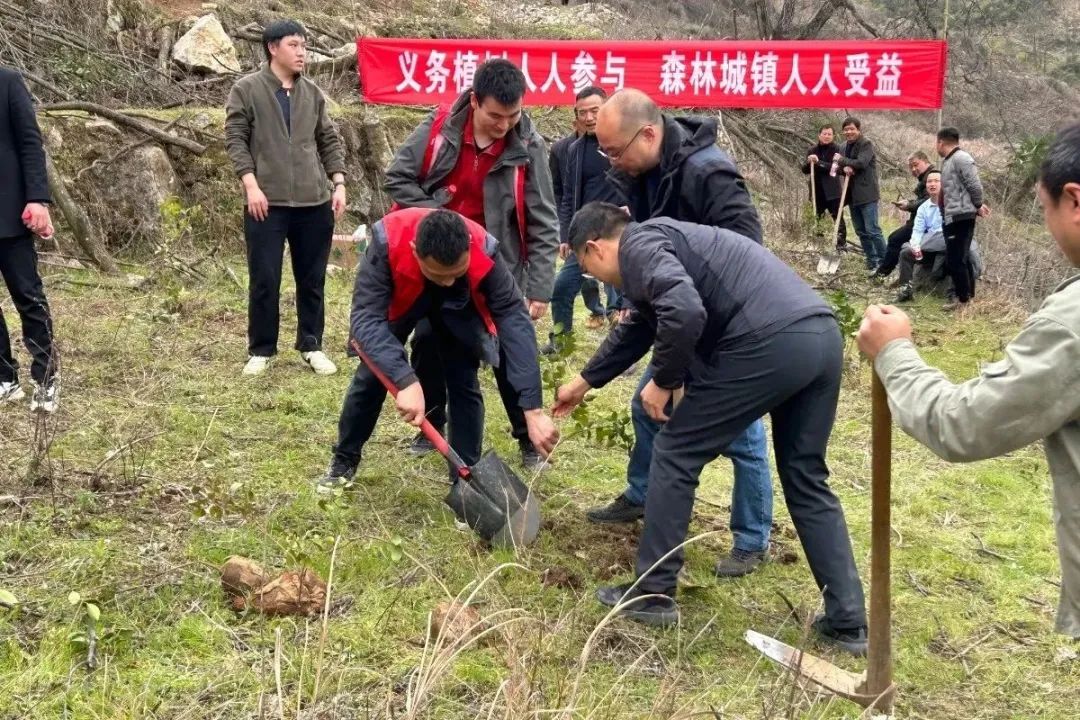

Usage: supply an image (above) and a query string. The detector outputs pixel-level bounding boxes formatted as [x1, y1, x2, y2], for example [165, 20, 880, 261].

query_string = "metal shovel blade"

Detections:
[744, 630, 873, 705]
[816, 250, 841, 275]
[444, 450, 541, 549]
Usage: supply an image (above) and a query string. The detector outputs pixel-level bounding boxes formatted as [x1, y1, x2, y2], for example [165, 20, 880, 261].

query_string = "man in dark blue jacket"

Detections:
[554, 203, 868, 656]
[0, 67, 59, 412]
[542, 85, 624, 354]
[584, 89, 773, 579]
[319, 208, 558, 490]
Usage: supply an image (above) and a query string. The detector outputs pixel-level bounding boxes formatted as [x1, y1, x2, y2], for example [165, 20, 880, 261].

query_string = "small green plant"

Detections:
[189, 479, 257, 521]
[827, 289, 860, 340]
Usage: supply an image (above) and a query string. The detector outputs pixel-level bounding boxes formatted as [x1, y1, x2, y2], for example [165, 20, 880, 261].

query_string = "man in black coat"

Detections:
[834, 116, 887, 271]
[800, 124, 846, 250]
[553, 202, 869, 656]
[873, 151, 935, 279]
[318, 208, 558, 489]
[0, 67, 59, 412]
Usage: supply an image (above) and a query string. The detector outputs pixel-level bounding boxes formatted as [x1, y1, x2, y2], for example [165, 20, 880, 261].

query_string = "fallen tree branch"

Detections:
[21, 70, 73, 101]
[44, 150, 119, 275]
[306, 46, 358, 76]
[40, 102, 206, 155]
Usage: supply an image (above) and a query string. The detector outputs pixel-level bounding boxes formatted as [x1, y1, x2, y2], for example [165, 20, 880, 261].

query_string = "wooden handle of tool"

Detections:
[865, 369, 894, 710]
[349, 338, 469, 477]
[832, 174, 850, 245]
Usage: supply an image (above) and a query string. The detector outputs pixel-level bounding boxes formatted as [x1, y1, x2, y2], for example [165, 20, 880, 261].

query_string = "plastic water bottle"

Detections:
[829, 156, 841, 178]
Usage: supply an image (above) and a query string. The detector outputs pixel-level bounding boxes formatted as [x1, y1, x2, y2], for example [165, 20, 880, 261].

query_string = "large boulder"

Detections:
[93, 145, 179, 247]
[172, 15, 240, 74]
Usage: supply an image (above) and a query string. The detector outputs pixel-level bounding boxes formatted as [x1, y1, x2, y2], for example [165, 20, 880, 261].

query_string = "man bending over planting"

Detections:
[553, 202, 868, 656]
[319, 208, 558, 491]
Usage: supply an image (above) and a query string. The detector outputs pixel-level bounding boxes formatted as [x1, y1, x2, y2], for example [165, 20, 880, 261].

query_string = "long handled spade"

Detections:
[816, 174, 850, 275]
[745, 370, 895, 713]
[349, 339, 542, 549]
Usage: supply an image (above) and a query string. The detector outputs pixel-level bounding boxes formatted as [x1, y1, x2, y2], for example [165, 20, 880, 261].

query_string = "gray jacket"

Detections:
[940, 147, 984, 224]
[383, 91, 559, 302]
[224, 64, 346, 207]
[876, 274, 1080, 637]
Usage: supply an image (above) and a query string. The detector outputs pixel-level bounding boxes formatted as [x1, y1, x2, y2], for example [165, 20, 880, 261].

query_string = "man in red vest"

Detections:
[318, 208, 559, 490]
[385, 58, 559, 471]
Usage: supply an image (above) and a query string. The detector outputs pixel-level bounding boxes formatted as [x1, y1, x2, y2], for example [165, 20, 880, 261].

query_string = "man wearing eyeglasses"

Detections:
[578, 89, 773, 581]
[542, 86, 626, 355]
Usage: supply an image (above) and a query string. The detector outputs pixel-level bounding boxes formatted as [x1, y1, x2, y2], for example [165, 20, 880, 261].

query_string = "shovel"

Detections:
[349, 339, 542, 549]
[816, 174, 850, 276]
[745, 370, 895, 713]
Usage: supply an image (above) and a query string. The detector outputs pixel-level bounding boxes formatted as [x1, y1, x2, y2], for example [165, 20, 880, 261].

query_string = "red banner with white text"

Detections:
[358, 38, 946, 110]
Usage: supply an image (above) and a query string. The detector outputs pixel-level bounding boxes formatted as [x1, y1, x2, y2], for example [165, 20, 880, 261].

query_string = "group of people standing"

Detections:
[5, 18, 1077, 655]
[802, 119, 989, 310]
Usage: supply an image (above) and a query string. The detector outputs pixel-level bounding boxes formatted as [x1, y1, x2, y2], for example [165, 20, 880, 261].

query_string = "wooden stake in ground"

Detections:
[745, 369, 895, 714]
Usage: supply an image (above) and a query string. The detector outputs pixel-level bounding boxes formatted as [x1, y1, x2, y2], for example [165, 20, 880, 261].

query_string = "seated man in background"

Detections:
[319, 208, 558, 490]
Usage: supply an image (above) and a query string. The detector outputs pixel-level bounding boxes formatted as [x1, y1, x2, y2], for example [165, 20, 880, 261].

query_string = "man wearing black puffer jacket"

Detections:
[582, 89, 774, 582]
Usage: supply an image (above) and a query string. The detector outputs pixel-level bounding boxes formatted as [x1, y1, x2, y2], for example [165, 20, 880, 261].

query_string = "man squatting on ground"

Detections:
[554, 203, 869, 656]
[585, 89, 774, 578]
[319, 208, 558, 489]
[384, 59, 559, 472]
[858, 123, 1080, 640]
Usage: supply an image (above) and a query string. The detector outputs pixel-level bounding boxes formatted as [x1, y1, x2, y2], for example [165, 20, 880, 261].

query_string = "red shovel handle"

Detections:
[349, 338, 469, 478]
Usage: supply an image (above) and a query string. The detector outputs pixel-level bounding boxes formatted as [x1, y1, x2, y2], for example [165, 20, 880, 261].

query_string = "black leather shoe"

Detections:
[586, 494, 645, 524]
[596, 582, 679, 627]
[812, 614, 868, 657]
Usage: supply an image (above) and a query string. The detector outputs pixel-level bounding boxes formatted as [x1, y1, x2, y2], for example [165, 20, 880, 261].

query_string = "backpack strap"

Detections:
[419, 104, 452, 179]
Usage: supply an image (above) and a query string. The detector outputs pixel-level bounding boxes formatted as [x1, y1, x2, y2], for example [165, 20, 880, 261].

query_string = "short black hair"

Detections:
[568, 202, 630, 255]
[1039, 124, 1080, 202]
[818, 123, 835, 133]
[415, 210, 470, 266]
[841, 116, 861, 130]
[262, 19, 306, 62]
[472, 59, 527, 106]
[937, 126, 961, 144]
[575, 85, 607, 103]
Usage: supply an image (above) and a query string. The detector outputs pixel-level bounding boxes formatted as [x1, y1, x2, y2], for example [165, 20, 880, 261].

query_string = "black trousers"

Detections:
[244, 203, 334, 357]
[815, 194, 846, 247]
[411, 319, 530, 443]
[878, 221, 913, 275]
[333, 319, 483, 469]
[0, 234, 57, 384]
[943, 218, 977, 303]
[635, 314, 867, 629]
[897, 248, 941, 286]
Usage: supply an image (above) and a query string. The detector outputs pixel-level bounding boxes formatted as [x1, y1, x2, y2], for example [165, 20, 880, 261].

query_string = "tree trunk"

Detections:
[44, 151, 119, 275]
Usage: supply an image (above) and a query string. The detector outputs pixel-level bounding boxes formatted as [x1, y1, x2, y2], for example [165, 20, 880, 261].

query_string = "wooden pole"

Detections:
[938, 0, 950, 128]
[865, 370, 894, 712]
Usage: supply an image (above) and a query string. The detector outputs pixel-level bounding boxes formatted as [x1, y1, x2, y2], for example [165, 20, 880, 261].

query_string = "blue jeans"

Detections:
[551, 254, 621, 335]
[624, 365, 773, 553]
[848, 202, 887, 269]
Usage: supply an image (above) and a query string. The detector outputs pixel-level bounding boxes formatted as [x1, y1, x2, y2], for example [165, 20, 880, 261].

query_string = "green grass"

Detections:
[1, 251, 1077, 719]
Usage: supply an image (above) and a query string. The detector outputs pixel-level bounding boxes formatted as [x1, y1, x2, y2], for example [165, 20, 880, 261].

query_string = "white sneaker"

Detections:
[0, 381, 26, 404]
[29, 380, 58, 413]
[301, 350, 337, 376]
[242, 355, 271, 376]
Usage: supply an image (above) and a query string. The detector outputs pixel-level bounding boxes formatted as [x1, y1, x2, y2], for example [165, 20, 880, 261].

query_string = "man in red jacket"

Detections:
[319, 208, 558, 490]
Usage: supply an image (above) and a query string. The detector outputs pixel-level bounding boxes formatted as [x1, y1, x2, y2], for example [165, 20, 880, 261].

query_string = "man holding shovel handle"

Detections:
[857, 123, 1080, 641]
[318, 207, 558, 492]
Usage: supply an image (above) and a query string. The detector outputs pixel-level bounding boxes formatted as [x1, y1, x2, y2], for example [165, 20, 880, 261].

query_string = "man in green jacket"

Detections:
[225, 19, 347, 377]
[857, 123, 1080, 640]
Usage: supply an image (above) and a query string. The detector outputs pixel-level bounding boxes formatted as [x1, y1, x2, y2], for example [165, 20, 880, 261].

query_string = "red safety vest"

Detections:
[382, 208, 497, 335]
